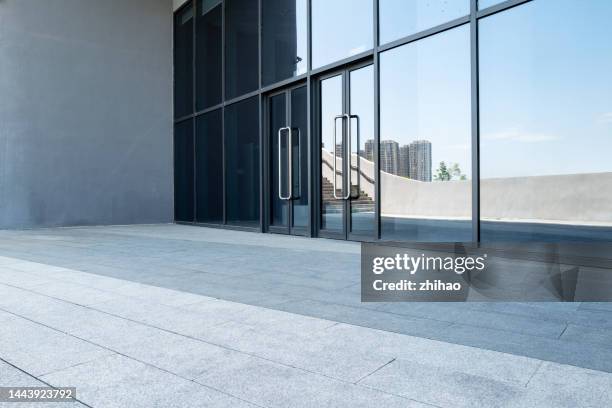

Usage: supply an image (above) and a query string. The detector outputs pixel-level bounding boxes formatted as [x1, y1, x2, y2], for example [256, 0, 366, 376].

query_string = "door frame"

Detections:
[313, 59, 377, 242]
[263, 81, 310, 237]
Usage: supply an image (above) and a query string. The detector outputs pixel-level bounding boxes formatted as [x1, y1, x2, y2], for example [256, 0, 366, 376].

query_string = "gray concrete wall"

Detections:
[0, 0, 174, 229]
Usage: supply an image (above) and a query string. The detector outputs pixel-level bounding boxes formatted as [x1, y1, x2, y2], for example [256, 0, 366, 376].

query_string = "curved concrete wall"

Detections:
[323, 149, 612, 225]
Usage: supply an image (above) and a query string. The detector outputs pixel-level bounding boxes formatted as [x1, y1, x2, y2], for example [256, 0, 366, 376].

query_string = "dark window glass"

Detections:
[225, 97, 260, 226]
[312, 0, 373, 69]
[480, 1, 612, 242]
[380, 25, 471, 242]
[225, 0, 259, 99]
[196, 2, 222, 111]
[174, 4, 194, 119]
[262, 0, 307, 86]
[174, 120, 195, 222]
[195, 109, 223, 223]
[290, 86, 308, 229]
[380, 0, 469, 45]
[270, 93, 288, 227]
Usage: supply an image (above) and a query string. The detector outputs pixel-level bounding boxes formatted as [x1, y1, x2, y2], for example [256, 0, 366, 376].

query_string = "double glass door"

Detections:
[318, 63, 375, 240]
[268, 86, 309, 235]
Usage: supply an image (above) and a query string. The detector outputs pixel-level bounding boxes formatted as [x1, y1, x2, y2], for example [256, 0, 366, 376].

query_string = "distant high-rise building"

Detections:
[364, 139, 374, 162]
[335, 143, 343, 158]
[409, 140, 432, 182]
[379, 140, 399, 175]
[398, 145, 410, 178]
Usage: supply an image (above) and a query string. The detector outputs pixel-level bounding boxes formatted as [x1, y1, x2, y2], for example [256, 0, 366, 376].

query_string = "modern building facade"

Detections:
[1, 0, 610, 245]
[172, 0, 612, 243]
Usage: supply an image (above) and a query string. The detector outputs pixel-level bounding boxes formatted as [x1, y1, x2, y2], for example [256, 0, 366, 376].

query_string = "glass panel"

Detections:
[478, 0, 503, 9]
[349, 65, 375, 236]
[174, 120, 195, 222]
[225, 97, 260, 227]
[196, 2, 222, 111]
[270, 93, 288, 227]
[195, 109, 223, 223]
[225, 0, 259, 99]
[312, 0, 373, 69]
[320, 75, 344, 233]
[380, 25, 472, 241]
[262, 0, 308, 86]
[174, 4, 194, 118]
[291, 86, 308, 228]
[480, 0, 612, 242]
[380, 0, 469, 45]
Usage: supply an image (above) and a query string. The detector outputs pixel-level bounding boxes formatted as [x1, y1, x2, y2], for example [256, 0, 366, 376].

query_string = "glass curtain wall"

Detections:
[174, 0, 612, 242]
[479, 0, 612, 241]
[380, 24, 472, 241]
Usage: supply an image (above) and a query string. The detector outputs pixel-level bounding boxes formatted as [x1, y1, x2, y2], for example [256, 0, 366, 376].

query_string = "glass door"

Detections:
[318, 63, 375, 240]
[268, 85, 309, 235]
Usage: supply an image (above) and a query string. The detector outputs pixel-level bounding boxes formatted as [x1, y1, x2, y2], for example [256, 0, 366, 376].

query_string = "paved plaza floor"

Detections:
[0, 224, 611, 407]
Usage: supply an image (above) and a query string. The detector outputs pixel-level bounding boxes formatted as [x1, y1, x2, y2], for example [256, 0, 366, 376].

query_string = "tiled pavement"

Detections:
[0, 225, 611, 407]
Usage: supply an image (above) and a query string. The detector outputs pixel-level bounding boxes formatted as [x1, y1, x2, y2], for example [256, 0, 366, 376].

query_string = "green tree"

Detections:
[434, 162, 466, 181]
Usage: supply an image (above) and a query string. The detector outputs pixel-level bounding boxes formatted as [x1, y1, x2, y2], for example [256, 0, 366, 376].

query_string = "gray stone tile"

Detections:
[90, 297, 231, 337]
[192, 320, 394, 383]
[25, 281, 121, 306]
[359, 358, 524, 408]
[41, 354, 258, 408]
[0, 269, 55, 289]
[0, 311, 114, 377]
[115, 329, 244, 380]
[195, 353, 426, 408]
[107, 282, 214, 307]
[453, 309, 567, 338]
[561, 324, 612, 347]
[317, 323, 541, 386]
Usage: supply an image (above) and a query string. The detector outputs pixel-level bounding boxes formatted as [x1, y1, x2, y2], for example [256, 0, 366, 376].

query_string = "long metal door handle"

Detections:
[333, 115, 350, 200]
[349, 114, 360, 199]
[278, 126, 291, 200]
[291, 127, 301, 200]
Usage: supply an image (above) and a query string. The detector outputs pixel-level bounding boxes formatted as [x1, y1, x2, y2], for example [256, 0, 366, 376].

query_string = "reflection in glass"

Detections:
[480, 0, 612, 242]
[174, 4, 194, 118]
[196, 2, 222, 111]
[225, 97, 260, 227]
[478, 0, 503, 9]
[380, 25, 472, 241]
[291, 86, 308, 228]
[320, 75, 344, 233]
[174, 120, 195, 222]
[195, 110, 223, 223]
[380, 0, 469, 45]
[270, 93, 288, 227]
[349, 66, 375, 236]
[262, 0, 307, 86]
[225, 0, 259, 99]
[312, 0, 373, 69]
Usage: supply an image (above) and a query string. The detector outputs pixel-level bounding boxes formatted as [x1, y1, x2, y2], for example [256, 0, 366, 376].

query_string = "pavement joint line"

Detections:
[0, 356, 93, 408]
[354, 357, 396, 385]
[0, 284, 442, 399]
[557, 323, 569, 339]
[35, 354, 117, 378]
[524, 361, 545, 388]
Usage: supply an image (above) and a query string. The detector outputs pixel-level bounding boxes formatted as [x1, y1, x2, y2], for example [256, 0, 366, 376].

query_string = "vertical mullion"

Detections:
[192, 1, 197, 223]
[373, 0, 380, 240]
[470, 0, 480, 243]
[258, 0, 264, 232]
[221, 0, 227, 225]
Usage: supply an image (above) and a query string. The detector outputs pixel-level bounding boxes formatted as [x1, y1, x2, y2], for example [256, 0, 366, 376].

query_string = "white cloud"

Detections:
[483, 129, 558, 143]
